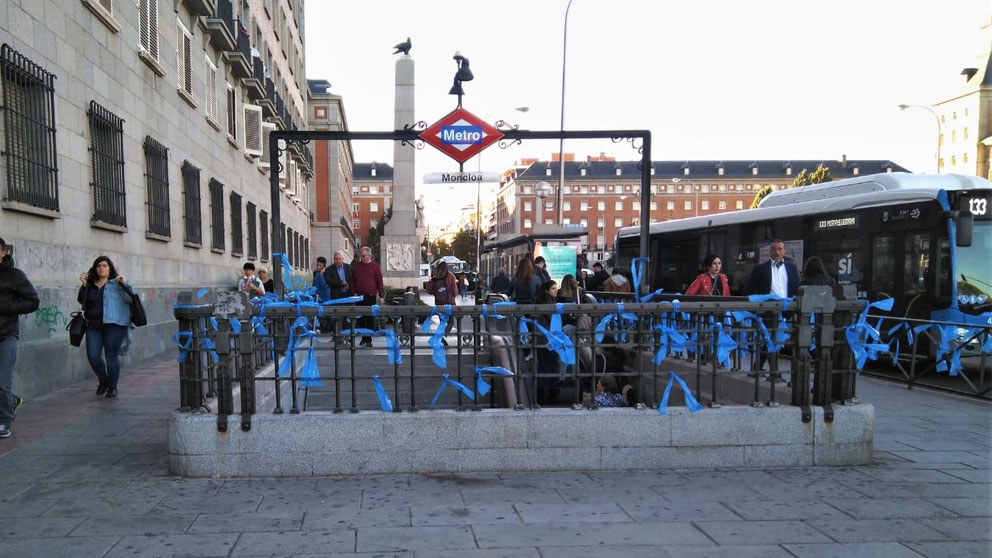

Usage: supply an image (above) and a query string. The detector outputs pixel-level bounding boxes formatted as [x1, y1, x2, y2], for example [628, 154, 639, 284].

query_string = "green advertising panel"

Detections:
[536, 244, 577, 286]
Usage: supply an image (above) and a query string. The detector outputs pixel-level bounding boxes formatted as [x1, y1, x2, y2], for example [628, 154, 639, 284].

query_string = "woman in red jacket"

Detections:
[685, 254, 730, 296]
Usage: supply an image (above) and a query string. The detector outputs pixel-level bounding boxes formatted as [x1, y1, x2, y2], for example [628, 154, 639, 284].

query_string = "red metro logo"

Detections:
[419, 108, 504, 164]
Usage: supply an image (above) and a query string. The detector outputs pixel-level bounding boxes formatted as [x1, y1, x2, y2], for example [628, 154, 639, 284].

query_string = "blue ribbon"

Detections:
[172, 331, 193, 363]
[278, 316, 313, 377]
[200, 337, 219, 363]
[429, 373, 476, 408]
[337, 328, 401, 364]
[595, 302, 638, 343]
[652, 322, 687, 364]
[228, 318, 242, 334]
[844, 298, 894, 370]
[657, 371, 703, 415]
[299, 339, 322, 387]
[474, 366, 514, 398]
[520, 317, 576, 365]
[196, 288, 208, 299]
[208, 316, 218, 331]
[631, 257, 649, 296]
[372, 375, 393, 412]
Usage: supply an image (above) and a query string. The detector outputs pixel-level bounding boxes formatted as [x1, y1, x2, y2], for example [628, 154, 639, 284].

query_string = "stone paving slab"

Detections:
[805, 518, 950, 543]
[903, 541, 992, 558]
[694, 519, 834, 545]
[410, 504, 519, 526]
[188, 510, 304, 533]
[539, 545, 796, 558]
[70, 513, 197, 536]
[782, 542, 929, 558]
[355, 525, 476, 553]
[0, 536, 120, 558]
[303, 505, 413, 529]
[231, 530, 356, 556]
[472, 521, 713, 548]
[514, 502, 630, 523]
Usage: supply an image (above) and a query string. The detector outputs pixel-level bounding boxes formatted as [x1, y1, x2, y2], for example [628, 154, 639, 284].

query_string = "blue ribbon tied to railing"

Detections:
[372, 375, 393, 412]
[844, 297, 894, 370]
[657, 371, 703, 415]
[519, 317, 576, 366]
[277, 315, 314, 377]
[595, 301, 638, 343]
[652, 322, 687, 364]
[173, 331, 194, 363]
[337, 328, 402, 364]
[474, 366, 514, 398]
[420, 305, 452, 368]
[429, 373, 476, 408]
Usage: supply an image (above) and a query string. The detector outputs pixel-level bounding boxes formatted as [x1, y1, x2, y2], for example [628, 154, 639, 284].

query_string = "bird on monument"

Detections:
[393, 37, 412, 55]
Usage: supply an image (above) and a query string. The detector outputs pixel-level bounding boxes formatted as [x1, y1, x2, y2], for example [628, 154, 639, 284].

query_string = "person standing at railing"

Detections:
[426, 261, 458, 345]
[238, 262, 265, 297]
[800, 256, 837, 287]
[312, 257, 332, 333]
[489, 267, 510, 294]
[744, 239, 799, 372]
[604, 268, 632, 294]
[506, 258, 541, 304]
[535, 279, 560, 404]
[686, 254, 730, 296]
[586, 262, 610, 292]
[322, 251, 353, 338]
[0, 237, 40, 439]
[351, 247, 383, 347]
[257, 267, 274, 294]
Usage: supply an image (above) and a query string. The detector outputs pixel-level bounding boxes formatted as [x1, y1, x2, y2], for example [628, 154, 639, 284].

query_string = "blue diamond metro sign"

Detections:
[419, 108, 504, 164]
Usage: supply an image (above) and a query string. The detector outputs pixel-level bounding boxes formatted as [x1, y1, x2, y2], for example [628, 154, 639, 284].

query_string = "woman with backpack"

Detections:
[425, 261, 458, 343]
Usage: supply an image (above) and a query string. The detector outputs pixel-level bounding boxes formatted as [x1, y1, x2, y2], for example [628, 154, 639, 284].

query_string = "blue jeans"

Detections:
[0, 336, 17, 426]
[85, 324, 128, 387]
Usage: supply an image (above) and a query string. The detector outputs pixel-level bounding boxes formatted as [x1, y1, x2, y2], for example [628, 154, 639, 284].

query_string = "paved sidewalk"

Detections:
[0, 351, 989, 557]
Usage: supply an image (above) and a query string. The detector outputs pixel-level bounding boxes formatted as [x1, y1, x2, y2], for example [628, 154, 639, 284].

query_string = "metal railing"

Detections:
[173, 287, 881, 431]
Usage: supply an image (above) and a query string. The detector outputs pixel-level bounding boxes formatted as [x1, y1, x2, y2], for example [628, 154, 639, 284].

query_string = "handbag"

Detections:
[127, 286, 147, 327]
[67, 312, 87, 346]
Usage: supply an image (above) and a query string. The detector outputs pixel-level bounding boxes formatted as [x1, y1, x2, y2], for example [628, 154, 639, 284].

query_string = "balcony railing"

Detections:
[259, 78, 276, 117]
[203, 0, 236, 52]
[243, 56, 265, 100]
[223, 20, 252, 79]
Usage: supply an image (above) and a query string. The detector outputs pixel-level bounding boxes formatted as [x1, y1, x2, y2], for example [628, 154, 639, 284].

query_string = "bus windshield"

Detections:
[957, 220, 992, 314]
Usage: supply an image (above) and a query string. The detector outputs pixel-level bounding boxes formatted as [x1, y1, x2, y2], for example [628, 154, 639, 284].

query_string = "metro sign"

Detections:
[419, 108, 504, 164]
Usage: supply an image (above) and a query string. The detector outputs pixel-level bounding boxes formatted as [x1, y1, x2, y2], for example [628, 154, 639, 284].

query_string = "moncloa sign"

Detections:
[424, 172, 501, 184]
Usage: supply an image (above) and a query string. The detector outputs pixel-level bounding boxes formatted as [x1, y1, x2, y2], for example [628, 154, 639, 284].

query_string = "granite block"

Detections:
[744, 443, 814, 467]
[814, 404, 874, 445]
[601, 446, 745, 470]
[454, 412, 529, 449]
[672, 406, 812, 446]
[455, 447, 601, 473]
[237, 451, 314, 477]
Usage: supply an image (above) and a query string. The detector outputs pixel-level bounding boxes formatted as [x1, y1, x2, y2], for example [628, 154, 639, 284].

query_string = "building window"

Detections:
[701, 200, 710, 211]
[545, 168, 551, 176]
[205, 56, 218, 123]
[230, 191, 243, 255]
[524, 201, 532, 211]
[615, 200, 623, 210]
[853, 167, 859, 175]
[143, 136, 170, 237]
[632, 201, 640, 211]
[176, 19, 193, 99]
[260, 209, 269, 261]
[718, 167, 724, 175]
[209, 178, 225, 251]
[181, 161, 201, 245]
[650, 201, 657, 210]
[88, 100, 126, 227]
[0, 44, 60, 212]
[580, 201, 589, 211]
[226, 84, 237, 140]
[786, 167, 792, 175]
[683, 167, 690, 176]
[138, 0, 160, 62]
[563, 218, 571, 225]
[751, 167, 758, 175]
[580, 218, 588, 227]
[523, 185, 532, 194]
[353, 219, 360, 230]
[370, 201, 379, 212]
[352, 203, 359, 213]
[666, 200, 674, 210]
[963, 153, 969, 163]
[370, 185, 378, 194]
[596, 234, 606, 246]
[597, 201, 605, 210]
[615, 167, 621, 176]
[736, 200, 744, 210]
[718, 200, 727, 210]
[580, 168, 586, 176]
[684, 200, 692, 210]
[246, 202, 257, 259]
[597, 216, 604, 227]
[524, 218, 532, 228]
[964, 127, 969, 140]
[352, 187, 359, 195]
[564, 201, 571, 211]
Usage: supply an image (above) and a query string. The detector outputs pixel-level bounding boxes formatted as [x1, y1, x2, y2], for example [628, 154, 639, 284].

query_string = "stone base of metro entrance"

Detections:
[167, 404, 873, 477]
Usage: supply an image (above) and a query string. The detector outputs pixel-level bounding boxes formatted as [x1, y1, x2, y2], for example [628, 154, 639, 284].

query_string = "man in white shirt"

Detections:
[744, 239, 800, 372]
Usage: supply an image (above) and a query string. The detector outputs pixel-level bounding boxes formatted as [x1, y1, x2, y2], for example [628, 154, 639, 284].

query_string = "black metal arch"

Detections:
[269, 128, 652, 292]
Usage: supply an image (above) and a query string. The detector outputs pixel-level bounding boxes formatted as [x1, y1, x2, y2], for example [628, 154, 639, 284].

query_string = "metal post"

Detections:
[556, 0, 575, 225]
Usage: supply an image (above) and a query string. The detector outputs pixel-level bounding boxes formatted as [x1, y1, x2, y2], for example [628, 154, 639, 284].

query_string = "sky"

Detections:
[304, 0, 991, 228]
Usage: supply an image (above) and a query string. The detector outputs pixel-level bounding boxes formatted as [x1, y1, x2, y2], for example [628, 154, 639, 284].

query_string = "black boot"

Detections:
[96, 380, 109, 396]
[105, 386, 118, 398]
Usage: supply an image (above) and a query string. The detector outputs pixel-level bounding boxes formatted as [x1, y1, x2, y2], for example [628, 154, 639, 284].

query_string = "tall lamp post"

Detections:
[556, 0, 576, 225]
[898, 104, 941, 174]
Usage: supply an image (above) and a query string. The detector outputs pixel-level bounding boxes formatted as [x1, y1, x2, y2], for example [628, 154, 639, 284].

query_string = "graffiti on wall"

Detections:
[34, 304, 68, 333]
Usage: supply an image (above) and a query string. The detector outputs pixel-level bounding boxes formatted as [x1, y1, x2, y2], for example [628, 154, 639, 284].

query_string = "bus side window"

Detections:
[903, 233, 930, 317]
[872, 234, 897, 299]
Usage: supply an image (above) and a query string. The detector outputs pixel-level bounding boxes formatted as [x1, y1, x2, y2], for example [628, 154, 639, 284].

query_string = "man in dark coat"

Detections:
[322, 251, 353, 336]
[586, 262, 610, 291]
[490, 268, 511, 294]
[0, 237, 40, 438]
[744, 239, 799, 372]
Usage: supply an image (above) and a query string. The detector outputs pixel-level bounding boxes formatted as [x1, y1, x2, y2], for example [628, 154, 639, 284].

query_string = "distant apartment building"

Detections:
[494, 157, 907, 262]
[935, 18, 992, 178]
[0, 0, 312, 398]
[308, 78, 356, 259]
[351, 163, 393, 248]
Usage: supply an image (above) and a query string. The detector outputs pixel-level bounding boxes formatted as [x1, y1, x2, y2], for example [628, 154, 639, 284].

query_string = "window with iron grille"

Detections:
[230, 191, 243, 256]
[246, 202, 257, 259]
[181, 161, 201, 245]
[88, 100, 126, 227]
[259, 209, 269, 261]
[0, 44, 60, 212]
[209, 178, 225, 251]
[143, 136, 170, 237]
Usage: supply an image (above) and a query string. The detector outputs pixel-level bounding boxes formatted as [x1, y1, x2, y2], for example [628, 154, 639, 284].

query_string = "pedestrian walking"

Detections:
[0, 237, 40, 439]
[425, 261, 458, 344]
[78, 256, 134, 398]
[744, 239, 800, 372]
[351, 247, 384, 347]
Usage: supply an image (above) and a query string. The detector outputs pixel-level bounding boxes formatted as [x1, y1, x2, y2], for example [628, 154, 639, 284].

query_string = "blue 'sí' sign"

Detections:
[441, 125, 483, 145]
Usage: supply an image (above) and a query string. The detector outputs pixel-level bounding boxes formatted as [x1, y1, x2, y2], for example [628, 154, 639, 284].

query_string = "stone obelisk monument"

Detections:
[381, 53, 422, 289]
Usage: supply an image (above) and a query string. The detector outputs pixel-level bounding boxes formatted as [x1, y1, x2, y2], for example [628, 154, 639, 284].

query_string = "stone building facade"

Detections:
[0, 0, 312, 398]
[307, 78, 356, 260]
[351, 163, 393, 250]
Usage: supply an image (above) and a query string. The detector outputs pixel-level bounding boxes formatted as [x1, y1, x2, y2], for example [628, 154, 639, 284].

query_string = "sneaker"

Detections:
[13, 396, 24, 413]
[0, 424, 10, 438]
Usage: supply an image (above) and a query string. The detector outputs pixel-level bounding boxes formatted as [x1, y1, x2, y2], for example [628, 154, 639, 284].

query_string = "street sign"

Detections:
[419, 108, 503, 164]
[423, 172, 501, 184]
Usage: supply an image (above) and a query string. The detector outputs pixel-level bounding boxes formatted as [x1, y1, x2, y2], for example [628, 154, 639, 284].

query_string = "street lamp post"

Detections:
[556, 0, 576, 226]
[898, 104, 941, 174]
